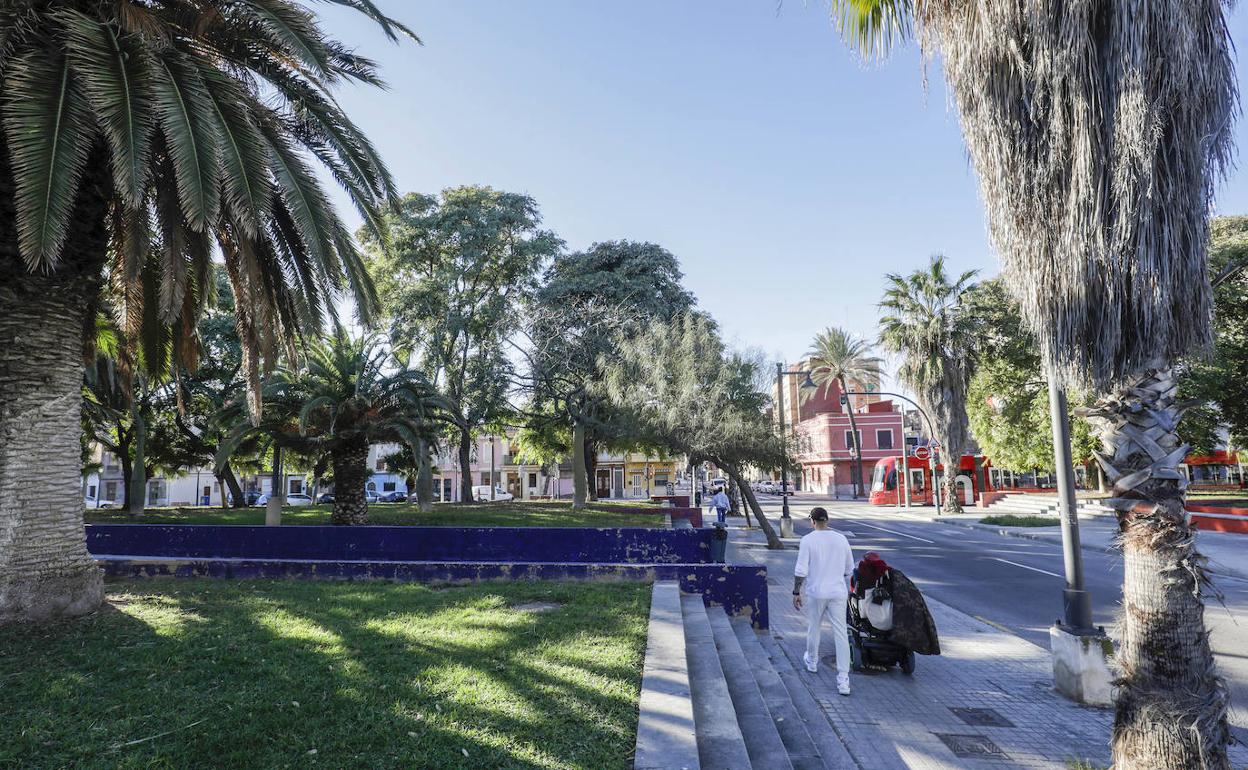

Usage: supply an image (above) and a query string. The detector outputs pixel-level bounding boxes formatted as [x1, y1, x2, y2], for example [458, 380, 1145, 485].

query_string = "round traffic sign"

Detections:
[913, 446, 931, 460]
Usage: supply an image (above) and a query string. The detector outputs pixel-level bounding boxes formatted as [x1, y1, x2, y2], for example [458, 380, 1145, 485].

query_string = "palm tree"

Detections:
[878, 255, 977, 513]
[220, 330, 441, 525]
[805, 327, 882, 498]
[825, 2, 1237, 764]
[0, 2, 414, 621]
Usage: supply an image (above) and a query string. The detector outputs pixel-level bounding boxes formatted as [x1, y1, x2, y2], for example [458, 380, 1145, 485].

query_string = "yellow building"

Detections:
[594, 451, 681, 500]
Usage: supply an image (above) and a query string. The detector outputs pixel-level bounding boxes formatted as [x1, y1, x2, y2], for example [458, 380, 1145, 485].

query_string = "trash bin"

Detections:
[710, 523, 728, 563]
[694, 491, 702, 507]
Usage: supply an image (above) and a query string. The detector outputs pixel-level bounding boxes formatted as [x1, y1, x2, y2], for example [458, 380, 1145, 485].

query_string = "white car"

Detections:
[760, 481, 777, 495]
[84, 497, 116, 509]
[472, 485, 514, 502]
[255, 493, 315, 507]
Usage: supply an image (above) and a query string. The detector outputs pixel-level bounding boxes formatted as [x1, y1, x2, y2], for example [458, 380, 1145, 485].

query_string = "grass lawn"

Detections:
[0, 579, 649, 769]
[84, 500, 664, 528]
[980, 514, 1061, 527]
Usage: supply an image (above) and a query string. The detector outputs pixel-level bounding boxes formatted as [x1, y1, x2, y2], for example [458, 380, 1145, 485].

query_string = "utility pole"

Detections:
[489, 435, 496, 501]
[775, 363, 795, 538]
[1048, 377, 1093, 630]
[266, 444, 283, 526]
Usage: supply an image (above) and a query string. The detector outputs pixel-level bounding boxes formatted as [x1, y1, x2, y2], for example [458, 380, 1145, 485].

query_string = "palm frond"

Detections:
[150, 52, 220, 231]
[2, 50, 93, 267]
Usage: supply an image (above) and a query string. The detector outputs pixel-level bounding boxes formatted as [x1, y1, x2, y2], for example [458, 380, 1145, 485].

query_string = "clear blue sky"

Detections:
[320, 1, 1248, 380]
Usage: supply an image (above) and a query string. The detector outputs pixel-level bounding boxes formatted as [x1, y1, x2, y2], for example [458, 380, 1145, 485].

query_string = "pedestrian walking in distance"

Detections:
[793, 507, 855, 695]
[711, 487, 731, 525]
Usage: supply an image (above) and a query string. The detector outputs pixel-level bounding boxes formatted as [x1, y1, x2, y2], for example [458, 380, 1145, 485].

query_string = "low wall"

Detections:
[651, 495, 691, 508]
[604, 506, 703, 528]
[1189, 504, 1248, 534]
[86, 525, 713, 564]
[96, 558, 770, 628]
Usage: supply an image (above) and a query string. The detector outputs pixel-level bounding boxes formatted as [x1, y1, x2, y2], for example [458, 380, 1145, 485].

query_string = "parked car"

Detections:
[317, 493, 335, 504]
[760, 481, 777, 494]
[83, 496, 116, 509]
[365, 490, 380, 504]
[471, 485, 514, 502]
[710, 478, 728, 490]
[255, 493, 315, 507]
[379, 491, 408, 503]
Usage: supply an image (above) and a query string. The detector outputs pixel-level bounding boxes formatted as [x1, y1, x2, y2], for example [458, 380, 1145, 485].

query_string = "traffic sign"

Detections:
[913, 446, 931, 460]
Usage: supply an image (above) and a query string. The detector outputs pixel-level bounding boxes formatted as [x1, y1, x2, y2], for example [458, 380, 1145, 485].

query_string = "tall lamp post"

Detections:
[1047, 377, 1094, 631]
[489, 435, 496, 501]
[775, 364, 817, 538]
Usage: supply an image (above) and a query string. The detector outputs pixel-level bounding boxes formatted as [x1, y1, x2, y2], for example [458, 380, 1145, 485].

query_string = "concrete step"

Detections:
[755, 632, 857, 770]
[706, 606, 795, 770]
[634, 582, 700, 770]
[728, 616, 834, 770]
[680, 595, 751, 770]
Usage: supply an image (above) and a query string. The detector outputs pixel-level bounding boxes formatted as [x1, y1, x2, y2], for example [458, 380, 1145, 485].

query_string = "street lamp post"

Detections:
[489, 435, 496, 501]
[775, 363, 815, 538]
[1047, 377, 1094, 631]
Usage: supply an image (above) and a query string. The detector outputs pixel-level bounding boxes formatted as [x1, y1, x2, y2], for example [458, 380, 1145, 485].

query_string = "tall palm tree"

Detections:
[805, 327, 882, 498]
[0, 2, 415, 622]
[220, 330, 442, 525]
[878, 255, 977, 513]
[826, 2, 1237, 765]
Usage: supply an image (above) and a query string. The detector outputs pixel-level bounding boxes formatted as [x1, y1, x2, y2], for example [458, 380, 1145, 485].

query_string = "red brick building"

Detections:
[792, 375, 905, 498]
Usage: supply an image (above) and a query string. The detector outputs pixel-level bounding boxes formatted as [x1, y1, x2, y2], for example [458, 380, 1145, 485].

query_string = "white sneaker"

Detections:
[837, 674, 851, 696]
[803, 653, 818, 673]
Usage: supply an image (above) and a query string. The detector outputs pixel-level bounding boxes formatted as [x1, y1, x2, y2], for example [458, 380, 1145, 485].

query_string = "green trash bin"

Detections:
[710, 523, 728, 563]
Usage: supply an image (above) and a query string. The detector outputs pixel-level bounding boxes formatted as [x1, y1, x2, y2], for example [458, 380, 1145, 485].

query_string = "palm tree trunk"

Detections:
[330, 437, 371, 525]
[416, 438, 433, 513]
[724, 464, 782, 549]
[0, 171, 111, 619]
[127, 400, 146, 514]
[839, 375, 865, 498]
[1080, 369, 1229, 768]
[571, 419, 588, 510]
[221, 463, 245, 508]
[457, 426, 474, 503]
[941, 470, 962, 514]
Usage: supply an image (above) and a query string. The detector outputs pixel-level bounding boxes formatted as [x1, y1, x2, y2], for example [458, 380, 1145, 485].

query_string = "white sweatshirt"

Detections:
[794, 529, 855, 600]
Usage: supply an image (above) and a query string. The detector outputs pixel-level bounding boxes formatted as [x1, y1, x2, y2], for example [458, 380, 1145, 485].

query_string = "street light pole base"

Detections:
[779, 515, 794, 538]
[1050, 622, 1114, 707]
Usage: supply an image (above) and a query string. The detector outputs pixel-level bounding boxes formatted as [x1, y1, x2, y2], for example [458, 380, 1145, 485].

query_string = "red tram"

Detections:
[868, 454, 992, 506]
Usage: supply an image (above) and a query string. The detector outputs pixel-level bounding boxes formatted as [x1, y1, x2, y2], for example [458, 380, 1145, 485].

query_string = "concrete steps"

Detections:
[982, 493, 1115, 518]
[676, 595, 847, 770]
[633, 587, 854, 770]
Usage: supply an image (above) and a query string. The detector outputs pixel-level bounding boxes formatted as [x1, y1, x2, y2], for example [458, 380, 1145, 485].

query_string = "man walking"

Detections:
[710, 486, 731, 525]
[793, 507, 854, 695]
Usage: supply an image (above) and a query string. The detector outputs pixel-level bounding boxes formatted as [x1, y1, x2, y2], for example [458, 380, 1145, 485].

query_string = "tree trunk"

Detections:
[571, 420, 588, 510]
[584, 437, 598, 502]
[940, 469, 962, 514]
[724, 464, 782, 549]
[330, 437, 370, 525]
[118, 451, 134, 512]
[0, 146, 110, 621]
[127, 399, 147, 514]
[840, 375, 865, 498]
[222, 463, 246, 508]
[416, 438, 434, 513]
[458, 426, 474, 503]
[1079, 368, 1229, 769]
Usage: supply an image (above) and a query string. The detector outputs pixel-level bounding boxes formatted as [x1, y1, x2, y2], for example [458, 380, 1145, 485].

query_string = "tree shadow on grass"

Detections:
[0, 579, 650, 770]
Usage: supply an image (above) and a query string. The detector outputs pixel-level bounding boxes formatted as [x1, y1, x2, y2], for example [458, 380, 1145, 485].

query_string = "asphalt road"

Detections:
[752, 494, 1248, 732]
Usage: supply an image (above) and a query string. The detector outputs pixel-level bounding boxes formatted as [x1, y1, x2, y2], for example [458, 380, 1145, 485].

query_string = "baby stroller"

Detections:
[846, 552, 940, 674]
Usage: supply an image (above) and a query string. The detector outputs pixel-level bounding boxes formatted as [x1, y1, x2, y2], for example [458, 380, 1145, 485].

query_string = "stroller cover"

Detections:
[887, 569, 940, 656]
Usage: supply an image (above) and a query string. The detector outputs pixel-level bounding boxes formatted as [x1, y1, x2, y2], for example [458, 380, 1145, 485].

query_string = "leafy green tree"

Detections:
[804, 327, 882, 498]
[1181, 217, 1248, 453]
[0, 2, 412, 621]
[524, 241, 694, 508]
[603, 313, 785, 548]
[363, 188, 560, 503]
[963, 279, 1098, 478]
[220, 330, 441, 526]
[826, 2, 1237, 761]
[878, 255, 977, 513]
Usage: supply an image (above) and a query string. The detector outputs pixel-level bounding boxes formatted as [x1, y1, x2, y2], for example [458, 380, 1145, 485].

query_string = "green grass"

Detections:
[980, 514, 1061, 527]
[85, 500, 665, 528]
[0, 579, 649, 769]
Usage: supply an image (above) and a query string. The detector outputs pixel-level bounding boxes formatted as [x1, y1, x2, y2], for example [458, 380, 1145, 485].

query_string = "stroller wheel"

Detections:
[899, 650, 915, 675]
[849, 635, 866, 672]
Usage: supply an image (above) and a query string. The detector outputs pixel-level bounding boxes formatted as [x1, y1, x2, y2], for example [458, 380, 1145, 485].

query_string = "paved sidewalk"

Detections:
[727, 523, 1248, 769]
[939, 512, 1248, 583]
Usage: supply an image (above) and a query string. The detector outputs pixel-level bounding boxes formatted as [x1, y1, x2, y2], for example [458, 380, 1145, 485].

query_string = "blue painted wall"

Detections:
[86, 524, 713, 564]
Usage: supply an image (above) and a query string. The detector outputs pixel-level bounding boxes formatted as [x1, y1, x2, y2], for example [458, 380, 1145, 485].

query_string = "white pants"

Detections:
[804, 595, 850, 675]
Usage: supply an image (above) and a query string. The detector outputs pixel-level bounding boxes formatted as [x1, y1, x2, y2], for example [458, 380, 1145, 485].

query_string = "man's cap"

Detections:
[809, 507, 829, 522]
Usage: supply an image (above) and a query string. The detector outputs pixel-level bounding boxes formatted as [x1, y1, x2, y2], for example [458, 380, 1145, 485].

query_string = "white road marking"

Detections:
[990, 557, 1063, 579]
[851, 521, 935, 544]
